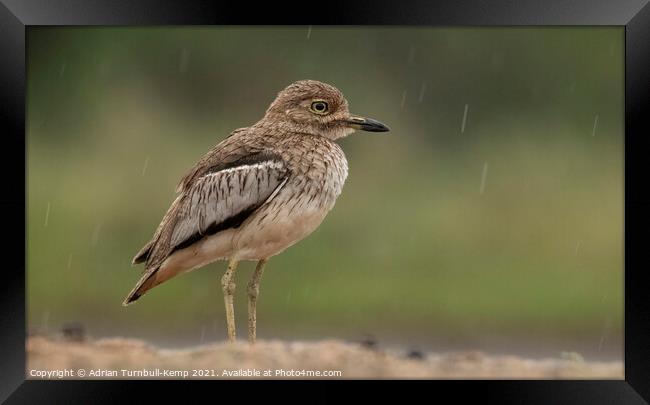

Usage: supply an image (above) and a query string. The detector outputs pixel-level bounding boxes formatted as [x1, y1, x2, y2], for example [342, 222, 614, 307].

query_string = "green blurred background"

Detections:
[27, 27, 623, 360]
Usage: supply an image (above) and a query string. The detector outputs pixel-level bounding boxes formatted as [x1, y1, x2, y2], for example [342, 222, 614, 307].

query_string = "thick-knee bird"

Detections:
[124, 80, 389, 343]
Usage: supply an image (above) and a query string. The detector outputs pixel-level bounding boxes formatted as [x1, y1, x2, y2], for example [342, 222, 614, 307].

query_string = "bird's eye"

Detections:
[310, 100, 329, 115]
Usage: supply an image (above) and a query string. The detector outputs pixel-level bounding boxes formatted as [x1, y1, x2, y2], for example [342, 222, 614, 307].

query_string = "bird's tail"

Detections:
[122, 266, 160, 306]
[132, 240, 154, 265]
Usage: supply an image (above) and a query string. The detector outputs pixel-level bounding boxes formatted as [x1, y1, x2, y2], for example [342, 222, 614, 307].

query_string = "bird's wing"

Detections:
[145, 152, 290, 269]
[124, 152, 289, 305]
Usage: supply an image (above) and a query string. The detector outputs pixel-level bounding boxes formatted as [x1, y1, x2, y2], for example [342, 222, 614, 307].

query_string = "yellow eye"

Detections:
[310, 100, 329, 115]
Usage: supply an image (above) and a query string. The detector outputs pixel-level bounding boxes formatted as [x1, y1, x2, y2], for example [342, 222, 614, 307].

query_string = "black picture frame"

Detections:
[2, 0, 649, 403]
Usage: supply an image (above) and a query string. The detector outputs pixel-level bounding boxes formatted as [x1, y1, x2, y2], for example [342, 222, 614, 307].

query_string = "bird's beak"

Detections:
[345, 116, 390, 132]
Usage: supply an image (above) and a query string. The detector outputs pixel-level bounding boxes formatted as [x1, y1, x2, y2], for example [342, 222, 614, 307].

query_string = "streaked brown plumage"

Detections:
[124, 80, 389, 343]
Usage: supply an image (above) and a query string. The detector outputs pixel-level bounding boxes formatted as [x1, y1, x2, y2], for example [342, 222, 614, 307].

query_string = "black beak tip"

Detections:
[362, 118, 390, 133]
[373, 123, 390, 132]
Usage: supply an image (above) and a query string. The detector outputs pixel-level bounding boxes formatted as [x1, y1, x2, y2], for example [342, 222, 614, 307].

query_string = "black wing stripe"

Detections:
[168, 154, 289, 254]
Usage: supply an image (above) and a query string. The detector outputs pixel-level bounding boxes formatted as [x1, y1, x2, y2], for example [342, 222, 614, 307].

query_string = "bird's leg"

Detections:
[221, 259, 239, 343]
[247, 259, 268, 344]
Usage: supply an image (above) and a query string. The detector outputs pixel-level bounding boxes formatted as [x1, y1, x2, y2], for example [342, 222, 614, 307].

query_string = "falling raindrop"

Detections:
[461, 104, 469, 134]
[200, 325, 206, 343]
[597, 316, 611, 352]
[142, 156, 150, 176]
[479, 162, 488, 195]
[44, 202, 51, 227]
[91, 223, 102, 247]
[67, 253, 73, 270]
[591, 114, 599, 137]
[400, 91, 407, 109]
[41, 310, 50, 331]
[59, 63, 66, 77]
[574, 240, 582, 256]
[306, 26, 312, 40]
[407, 46, 416, 64]
[179, 49, 191, 73]
[418, 82, 427, 103]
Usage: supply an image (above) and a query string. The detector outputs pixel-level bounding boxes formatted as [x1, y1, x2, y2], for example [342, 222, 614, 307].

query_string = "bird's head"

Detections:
[263, 80, 390, 140]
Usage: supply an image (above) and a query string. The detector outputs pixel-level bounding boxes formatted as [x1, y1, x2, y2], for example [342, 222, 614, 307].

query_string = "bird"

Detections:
[123, 80, 390, 344]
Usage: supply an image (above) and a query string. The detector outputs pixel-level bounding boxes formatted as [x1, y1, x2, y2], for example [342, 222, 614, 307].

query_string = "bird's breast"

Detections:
[291, 138, 348, 208]
[231, 140, 348, 260]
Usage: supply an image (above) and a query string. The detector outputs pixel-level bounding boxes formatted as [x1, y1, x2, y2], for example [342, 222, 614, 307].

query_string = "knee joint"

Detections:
[247, 282, 259, 299]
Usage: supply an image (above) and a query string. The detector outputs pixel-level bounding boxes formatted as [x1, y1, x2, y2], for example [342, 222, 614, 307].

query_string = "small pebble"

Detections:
[560, 351, 584, 362]
[406, 349, 424, 360]
[61, 322, 85, 342]
[360, 336, 377, 350]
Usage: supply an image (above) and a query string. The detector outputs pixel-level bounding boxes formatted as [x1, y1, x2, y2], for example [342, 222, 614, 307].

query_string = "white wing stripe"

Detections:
[202, 160, 285, 178]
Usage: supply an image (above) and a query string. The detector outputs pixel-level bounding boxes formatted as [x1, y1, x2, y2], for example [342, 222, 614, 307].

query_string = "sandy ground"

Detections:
[26, 335, 623, 379]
